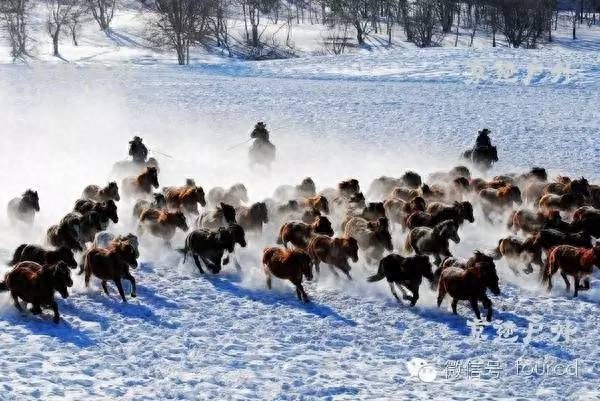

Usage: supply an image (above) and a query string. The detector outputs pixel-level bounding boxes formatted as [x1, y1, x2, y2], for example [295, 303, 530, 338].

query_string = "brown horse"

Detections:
[384, 196, 426, 228]
[9, 244, 78, 269]
[307, 235, 358, 279]
[208, 184, 249, 207]
[544, 177, 590, 198]
[122, 167, 159, 197]
[133, 193, 167, 218]
[7, 189, 40, 225]
[196, 202, 237, 230]
[47, 220, 82, 252]
[572, 206, 600, 237]
[164, 185, 207, 214]
[479, 185, 522, 216]
[73, 199, 119, 228]
[262, 247, 313, 302]
[437, 254, 500, 321]
[538, 193, 586, 213]
[390, 186, 421, 202]
[542, 243, 600, 297]
[493, 236, 543, 275]
[139, 210, 189, 244]
[84, 242, 138, 302]
[406, 201, 474, 229]
[0, 261, 72, 323]
[273, 177, 316, 200]
[278, 216, 334, 249]
[82, 182, 120, 202]
[236, 202, 269, 233]
[405, 220, 460, 266]
[344, 216, 393, 263]
[367, 254, 433, 306]
[340, 202, 386, 231]
[507, 209, 564, 234]
[300, 195, 329, 215]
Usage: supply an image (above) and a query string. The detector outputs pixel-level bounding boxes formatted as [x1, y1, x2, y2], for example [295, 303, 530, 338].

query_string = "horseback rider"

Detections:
[129, 136, 149, 164]
[249, 122, 275, 167]
[250, 121, 270, 142]
[474, 128, 492, 149]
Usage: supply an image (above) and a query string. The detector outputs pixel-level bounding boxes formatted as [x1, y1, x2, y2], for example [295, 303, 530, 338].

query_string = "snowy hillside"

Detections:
[1, 2, 600, 401]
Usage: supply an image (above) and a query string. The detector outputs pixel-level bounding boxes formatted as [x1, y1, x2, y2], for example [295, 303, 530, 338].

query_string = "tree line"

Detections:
[2, 0, 600, 64]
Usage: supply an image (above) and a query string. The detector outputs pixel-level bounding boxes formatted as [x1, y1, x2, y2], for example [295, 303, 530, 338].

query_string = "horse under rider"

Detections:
[129, 136, 149, 164]
[474, 128, 493, 149]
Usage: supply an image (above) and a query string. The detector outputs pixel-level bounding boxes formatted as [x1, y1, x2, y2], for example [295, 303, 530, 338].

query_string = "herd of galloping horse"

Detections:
[1, 144, 600, 325]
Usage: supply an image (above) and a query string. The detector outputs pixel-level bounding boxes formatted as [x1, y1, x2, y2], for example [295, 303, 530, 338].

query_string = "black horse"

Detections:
[462, 146, 498, 171]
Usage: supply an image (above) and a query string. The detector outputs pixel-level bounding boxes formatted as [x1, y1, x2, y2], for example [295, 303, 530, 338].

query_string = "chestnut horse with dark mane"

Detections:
[0, 261, 73, 323]
[542, 243, 600, 297]
[164, 185, 207, 214]
[122, 167, 159, 197]
[262, 247, 313, 302]
[437, 252, 500, 321]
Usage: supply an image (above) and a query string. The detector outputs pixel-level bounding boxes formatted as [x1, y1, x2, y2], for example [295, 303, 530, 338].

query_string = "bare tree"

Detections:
[244, 0, 278, 47]
[0, 0, 29, 60]
[46, 0, 76, 57]
[87, 0, 116, 30]
[67, 5, 84, 46]
[410, 0, 443, 47]
[152, 0, 215, 65]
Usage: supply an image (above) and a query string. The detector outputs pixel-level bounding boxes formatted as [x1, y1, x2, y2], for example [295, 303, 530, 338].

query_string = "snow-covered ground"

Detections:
[1, 4, 600, 401]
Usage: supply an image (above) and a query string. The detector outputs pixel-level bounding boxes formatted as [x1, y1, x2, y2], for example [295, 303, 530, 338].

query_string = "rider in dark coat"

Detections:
[475, 128, 492, 149]
[129, 136, 149, 164]
[249, 122, 275, 167]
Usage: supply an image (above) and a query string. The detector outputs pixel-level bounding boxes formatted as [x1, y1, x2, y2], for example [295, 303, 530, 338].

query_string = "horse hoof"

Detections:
[131, 293, 137, 298]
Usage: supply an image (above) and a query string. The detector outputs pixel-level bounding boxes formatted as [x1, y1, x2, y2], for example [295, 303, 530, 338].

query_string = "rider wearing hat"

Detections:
[475, 128, 492, 149]
[129, 135, 149, 164]
[250, 122, 270, 142]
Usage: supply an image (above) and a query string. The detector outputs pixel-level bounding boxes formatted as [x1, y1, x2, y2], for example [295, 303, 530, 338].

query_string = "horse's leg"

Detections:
[397, 284, 412, 301]
[192, 254, 205, 274]
[409, 286, 419, 307]
[11, 292, 23, 312]
[523, 262, 534, 275]
[573, 274, 580, 298]
[388, 281, 401, 302]
[469, 297, 482, 320]
[30, 302, 42, 315]
[560, 270, 571, 293]
[266, 272, 272, 290]
[329, 265, 340, 277]
[101, 280, 110, 295]
[293, 279, 309, 303]
[451, 298, 458, 315]
[114, 278, 127, 303]
[579, 277, 591, 291]
[313, 261, 320, 274]
[84, 269, 92, 287]
[50, 300, 60, 324]
[125, 272, 137, 298]
[481, 295, 493, 322]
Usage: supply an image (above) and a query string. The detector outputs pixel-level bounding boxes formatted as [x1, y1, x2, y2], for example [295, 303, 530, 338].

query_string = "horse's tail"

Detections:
[367, 259, 386, 282]
[541, 249, 558, 284]
[178, 234, 191, 263]
[491, 239, 503, 260]
[8, 244, 26, 265]
[403, 234, 413, 254]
